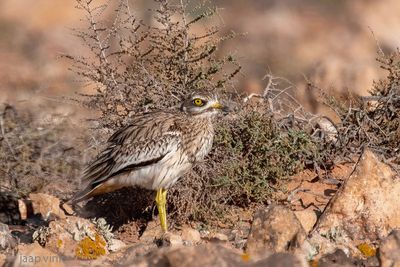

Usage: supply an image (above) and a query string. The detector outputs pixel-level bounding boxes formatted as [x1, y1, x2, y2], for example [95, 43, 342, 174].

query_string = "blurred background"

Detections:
[0, 0, 399, 114]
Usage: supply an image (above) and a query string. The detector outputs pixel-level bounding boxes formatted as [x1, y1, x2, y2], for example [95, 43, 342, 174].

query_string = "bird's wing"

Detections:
[83, 132, 181, 188]
[69, 112, 182, 203]
[108, 112, 177, 144]
[71, 132, 180, 204]
[80, 112, 180, 185]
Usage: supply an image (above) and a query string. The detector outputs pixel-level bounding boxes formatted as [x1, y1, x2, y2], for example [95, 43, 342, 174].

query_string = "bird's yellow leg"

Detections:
[156, 188, 168, 232]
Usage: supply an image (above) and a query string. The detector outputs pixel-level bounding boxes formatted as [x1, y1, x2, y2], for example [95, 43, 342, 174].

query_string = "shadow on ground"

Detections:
[77, 187, 155, 230]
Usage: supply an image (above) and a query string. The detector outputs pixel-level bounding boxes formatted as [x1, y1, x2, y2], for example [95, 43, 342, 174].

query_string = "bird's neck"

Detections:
[189, 111, 218, 120]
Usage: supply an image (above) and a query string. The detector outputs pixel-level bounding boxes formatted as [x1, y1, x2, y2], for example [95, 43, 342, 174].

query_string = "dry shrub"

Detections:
[315, 49, 400, 169]
[68, 0, 332, 226]
[66, 0, 240, 130]
[169, 100, 325, 224]
[0, 104, 82, 198]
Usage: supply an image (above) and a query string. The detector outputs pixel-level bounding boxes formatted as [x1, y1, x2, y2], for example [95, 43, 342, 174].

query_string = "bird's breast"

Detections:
[195, 131, 214, 161]
[183, 123, 214, 162]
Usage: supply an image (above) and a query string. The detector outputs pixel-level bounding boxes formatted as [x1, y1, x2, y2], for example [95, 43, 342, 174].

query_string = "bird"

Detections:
[70, 90, 228, 232]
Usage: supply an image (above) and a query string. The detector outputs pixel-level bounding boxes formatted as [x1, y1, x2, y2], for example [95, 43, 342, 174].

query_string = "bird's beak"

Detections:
[211, 102, 224, 109]
[211, 101, 231, 112]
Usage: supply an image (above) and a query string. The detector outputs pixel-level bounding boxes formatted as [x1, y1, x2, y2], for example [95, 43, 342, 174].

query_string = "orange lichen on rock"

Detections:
[75, 234, 107, 260]
[309, 260, 318, 267]
[241, 252, 250, 262]
[357, 243, 376, 257]
[57, 239, 63, 249]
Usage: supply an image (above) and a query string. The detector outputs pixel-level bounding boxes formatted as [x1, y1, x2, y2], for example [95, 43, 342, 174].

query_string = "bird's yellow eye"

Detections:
[193, 98, 204, 106]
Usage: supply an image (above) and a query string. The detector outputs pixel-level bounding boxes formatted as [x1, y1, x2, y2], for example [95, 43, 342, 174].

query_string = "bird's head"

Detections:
[181, 91, 229, 116]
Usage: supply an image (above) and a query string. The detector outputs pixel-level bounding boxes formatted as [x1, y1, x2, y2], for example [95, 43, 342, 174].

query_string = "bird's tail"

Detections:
[68, 182, 124, 205]
[68, 184, 97, 205]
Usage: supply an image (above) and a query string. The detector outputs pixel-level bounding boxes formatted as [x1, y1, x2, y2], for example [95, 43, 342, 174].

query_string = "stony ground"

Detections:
[1, 149, 400, 266]
[1, 1, 400, 266]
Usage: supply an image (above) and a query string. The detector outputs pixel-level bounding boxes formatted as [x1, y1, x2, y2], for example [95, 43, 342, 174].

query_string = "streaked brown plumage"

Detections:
[71, 91, 227, 231]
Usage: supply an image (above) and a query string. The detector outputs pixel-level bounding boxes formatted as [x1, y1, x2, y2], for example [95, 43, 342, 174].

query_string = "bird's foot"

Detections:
[155, 188, 168, 232]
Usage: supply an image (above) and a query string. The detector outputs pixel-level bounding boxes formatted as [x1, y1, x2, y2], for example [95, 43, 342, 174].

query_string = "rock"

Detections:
[60, 203, 74, 216]
[44, 216, 108, 259]
[294, 207, 317, 233]
[310, 116, 338, 143]
[0, 253, 6, 266]
[108, 238, 126, 252]
[139, 221, 182, 247]
[252, 252, 308, 267]
[212, 233, 229, 242]
[205, 232, 229, 243]
[29, 193, 66, 220]
[0, 223, 17, 252]
[379, 230, 400, 267]
[305, 232, 352, 262]
[139, 221, 163, 243]
[126, 243, 246, 267]
[317, 249, 379, 267]
[314, 150, 400, 242]
[181, 227, 201, 245]
[126, 243, 308, 267]
[119, 243, 158, 264]
[317, 249, 357, 267]
[165, 244, 240, 267]
[13, 243, 64, 267]
[162, 232, 183, 247]
[18, 200, 29, 220]
[245, 205, 306, 259]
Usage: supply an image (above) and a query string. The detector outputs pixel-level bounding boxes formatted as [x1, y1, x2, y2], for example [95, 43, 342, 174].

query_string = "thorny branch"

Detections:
[67, 0, 240, 130]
